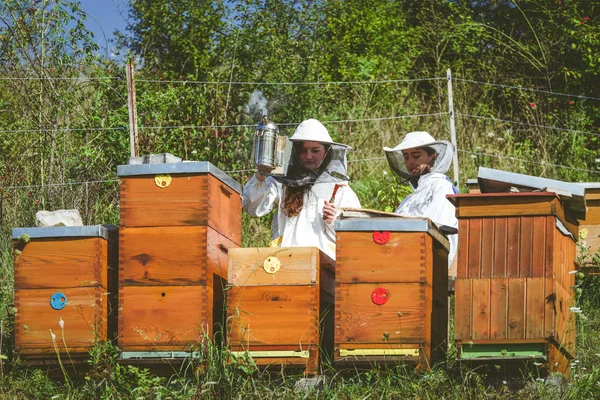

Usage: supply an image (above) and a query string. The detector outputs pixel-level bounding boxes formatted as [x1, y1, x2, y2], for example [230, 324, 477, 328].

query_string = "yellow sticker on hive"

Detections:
[263, 256, 281, 274]
[155, 174, 172, 188]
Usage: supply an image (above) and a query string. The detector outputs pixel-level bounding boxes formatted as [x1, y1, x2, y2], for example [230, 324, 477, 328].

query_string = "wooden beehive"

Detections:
[12, 225, 118, 364]
[466, 178, 481, 194]
[227, 247, 335, 375]
[449, 192, 579, 375]
[117, 162, 241, 359]
[334, 217, 449, 369]
[579, 183, 600, 262]
[118, 162, 242, 243]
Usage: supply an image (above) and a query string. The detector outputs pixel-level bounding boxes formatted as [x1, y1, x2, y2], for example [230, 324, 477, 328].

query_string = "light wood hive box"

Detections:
[448, 192, 579, 376]
[117, 162, 241, 358]
[227, 247, 335, 376]
[334, 217, 449, 369]
[12, 225, 118, 364]
[579, 184, 600, 263]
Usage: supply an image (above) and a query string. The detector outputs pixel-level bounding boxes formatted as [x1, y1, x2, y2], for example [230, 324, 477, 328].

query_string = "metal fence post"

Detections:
[447, 68, 460, 188]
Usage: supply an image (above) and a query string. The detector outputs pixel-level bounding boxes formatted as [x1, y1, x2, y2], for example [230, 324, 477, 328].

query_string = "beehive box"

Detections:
[334, 217, 449, 369]
[12, 225, 118, 364]
[579, 183, 600, 262]
[449, 192, 578, 375]
[466, 178, 481, 194]
[118, 162, 242, 244]
[117, 162, 241, 359]
[227, 247, 335, 375]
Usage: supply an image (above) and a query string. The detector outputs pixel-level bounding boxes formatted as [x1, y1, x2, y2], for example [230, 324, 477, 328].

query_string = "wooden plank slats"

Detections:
[525, 278, 545, 338]
[493, 218, 508, 278]
[489, 278, 507, 340]
[471, 279, 490, 340]
[506, 218, 520, 278]
[545, 216, 556, 278]
[480, 219, 494, 278]
[467, 219, 482, 279]
[457, 219, 470, 279]
[454, 279, 472, 341]
[519, 217, 533, 278]
[531, 217, 546, 277]
[507, 278, 525, 340]
[544, 278, 555, 339]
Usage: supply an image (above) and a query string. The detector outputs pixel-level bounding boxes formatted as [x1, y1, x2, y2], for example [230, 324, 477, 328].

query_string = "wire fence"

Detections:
[1, 72, 599, 233]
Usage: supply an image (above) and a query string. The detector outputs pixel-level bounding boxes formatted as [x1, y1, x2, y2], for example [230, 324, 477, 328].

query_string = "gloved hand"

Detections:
[322, 200, 337, 224]
[257, 165, 274, 175]
[256, 165, 275, 181]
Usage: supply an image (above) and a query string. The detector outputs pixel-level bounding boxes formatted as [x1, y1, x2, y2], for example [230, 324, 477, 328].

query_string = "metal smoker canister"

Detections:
[253, 116, 280, 169]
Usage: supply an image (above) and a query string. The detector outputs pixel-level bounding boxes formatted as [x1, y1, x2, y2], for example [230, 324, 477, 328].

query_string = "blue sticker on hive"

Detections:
[50, 292, 67, 310]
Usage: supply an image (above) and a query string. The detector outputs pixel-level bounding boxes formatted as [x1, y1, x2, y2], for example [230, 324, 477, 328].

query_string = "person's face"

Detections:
[402, 147, 436, 176]
[297, 141, 326, 171]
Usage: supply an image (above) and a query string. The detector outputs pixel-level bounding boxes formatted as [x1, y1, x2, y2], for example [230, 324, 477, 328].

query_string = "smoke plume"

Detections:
[244, 90, 269, 122]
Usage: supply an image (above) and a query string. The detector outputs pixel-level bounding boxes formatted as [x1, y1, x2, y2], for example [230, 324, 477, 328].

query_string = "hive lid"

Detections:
[12, 224, 117, 240]
[335, 211, 450, 251]
[580, 182, 600, 191]
[477, 167, 586, 220]
[116, 161, 241, 194]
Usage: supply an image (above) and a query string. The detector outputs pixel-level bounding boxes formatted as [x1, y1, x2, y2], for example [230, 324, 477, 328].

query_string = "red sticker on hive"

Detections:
[371, 287, 390, 305]
[372, 231, 390, 245]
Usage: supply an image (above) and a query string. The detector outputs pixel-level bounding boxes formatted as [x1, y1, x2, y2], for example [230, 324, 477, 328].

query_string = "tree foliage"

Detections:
[0, 0, 598, 227]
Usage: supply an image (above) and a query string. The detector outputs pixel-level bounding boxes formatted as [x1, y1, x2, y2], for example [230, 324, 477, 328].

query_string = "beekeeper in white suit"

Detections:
[243, 118, 361, 259]
[384, 131, 458, 267]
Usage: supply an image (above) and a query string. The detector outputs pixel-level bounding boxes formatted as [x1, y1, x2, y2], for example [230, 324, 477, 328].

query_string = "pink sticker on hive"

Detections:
[372, 231, 390, 245]
[371, 287, 390, 305]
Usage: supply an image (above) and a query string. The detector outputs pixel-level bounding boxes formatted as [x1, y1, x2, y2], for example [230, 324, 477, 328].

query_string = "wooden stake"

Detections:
[126, 59, 139, 157]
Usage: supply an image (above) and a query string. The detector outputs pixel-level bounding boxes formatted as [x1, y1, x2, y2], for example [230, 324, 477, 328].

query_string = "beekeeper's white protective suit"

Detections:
[384, 131, 458, 267]
[243, 119, 361, 260]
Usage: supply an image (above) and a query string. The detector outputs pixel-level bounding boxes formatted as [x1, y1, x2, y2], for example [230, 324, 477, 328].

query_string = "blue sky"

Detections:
[78, 0, 129, 53]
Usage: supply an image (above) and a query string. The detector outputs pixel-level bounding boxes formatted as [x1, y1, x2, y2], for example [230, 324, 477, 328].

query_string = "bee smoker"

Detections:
[252, 116, 290, 176]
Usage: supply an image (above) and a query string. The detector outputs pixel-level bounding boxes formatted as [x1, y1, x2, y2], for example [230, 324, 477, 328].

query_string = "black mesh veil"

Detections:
[272, 143, 351, 187]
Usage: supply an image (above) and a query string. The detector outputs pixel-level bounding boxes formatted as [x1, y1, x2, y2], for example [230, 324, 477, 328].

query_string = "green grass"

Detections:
[1, 205, 600, 399]
[1, 279, 600, 399]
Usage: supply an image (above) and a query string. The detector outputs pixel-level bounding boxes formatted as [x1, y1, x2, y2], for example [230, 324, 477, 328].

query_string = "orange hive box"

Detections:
[448, 192, 579, 376]
[116, 162, 241, 360]
[334, 216, 449, 369]
[466, 178, 481, 194]
[579, 183, 600, 264]
[227, 247, 335, 376]
[12, 225, 118, 364]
